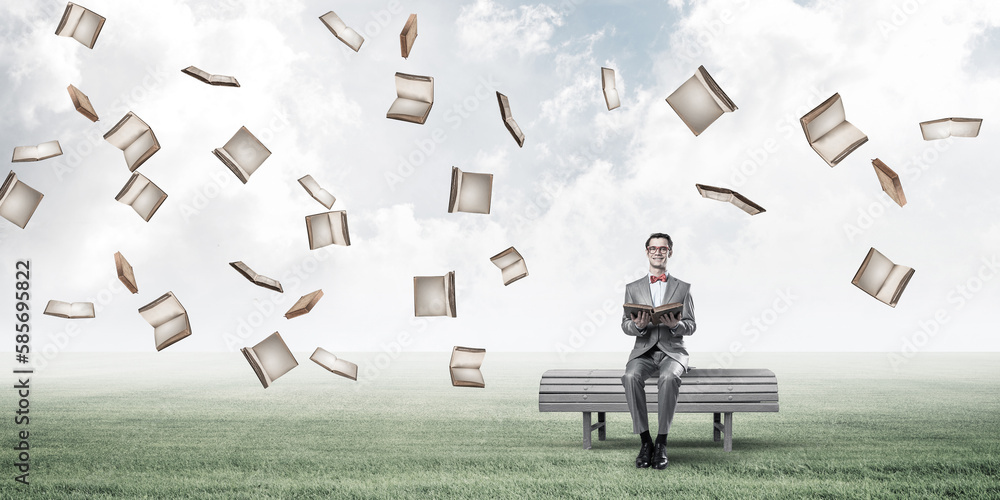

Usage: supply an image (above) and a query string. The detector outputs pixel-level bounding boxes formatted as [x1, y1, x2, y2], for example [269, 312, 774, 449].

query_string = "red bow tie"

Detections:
[650, 274, 667, 283]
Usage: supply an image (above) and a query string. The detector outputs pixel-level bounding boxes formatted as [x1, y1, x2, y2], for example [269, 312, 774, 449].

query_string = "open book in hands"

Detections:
[624, 302, 683, 326]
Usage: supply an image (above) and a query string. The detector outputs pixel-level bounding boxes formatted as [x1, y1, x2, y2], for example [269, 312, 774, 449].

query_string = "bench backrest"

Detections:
[539, 368, 778, 413]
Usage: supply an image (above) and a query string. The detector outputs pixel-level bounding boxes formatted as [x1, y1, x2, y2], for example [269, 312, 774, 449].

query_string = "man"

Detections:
[621, 232, 696, 470]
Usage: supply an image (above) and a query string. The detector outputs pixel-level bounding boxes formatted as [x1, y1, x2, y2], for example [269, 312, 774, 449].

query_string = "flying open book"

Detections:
[800, 93, 868, 167]
[919, 117, 982, 141]
[497, 91, 525, 147]
[55, 2, 105, 49]
[285, 290, 323, 319]
[414, 272, 456, 317]
[851, 247, 914, 308]
[67, 84, 98, 121]
[400, 14, 417, 58]
[665, 65, 737, 136]
[450, 346, 486, 388]
[243, 332, 298, 388]
[305, 210, 350, 249]
[115, 172, 167, 222]
[695, 184, 765, 215]
[104, 112, 160, 172]
[138, 292, 190, 351]
[601, 67, 620, 111]
[213, 126, 271, 184]
[624, 302, 683, 325]
[490, 246, 528, 286]
[230, 261, 283, 293]
[387, 72, 434, 125]
[310, 348, 358, 381]
[181, 66, 240, 87]
[0, 171, 44, 229]
[448, 167, 493, 214]
[12, 141, 62, 162]
[319, 11, 364, 52]
[298, 175, 336, 209]
[43, 300, 95, 319]
[871, 159, 906, 207]
[114, 251, 138, 294]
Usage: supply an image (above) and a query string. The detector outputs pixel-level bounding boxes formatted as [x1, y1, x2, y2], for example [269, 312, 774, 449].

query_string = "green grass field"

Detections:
[2, 352, 998, 499]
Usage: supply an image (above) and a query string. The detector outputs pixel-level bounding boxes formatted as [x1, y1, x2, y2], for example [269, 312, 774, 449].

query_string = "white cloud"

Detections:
[456, 0, 564, 59]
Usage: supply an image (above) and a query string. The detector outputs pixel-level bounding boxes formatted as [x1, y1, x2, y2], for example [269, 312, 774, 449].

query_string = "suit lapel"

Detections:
[661, 275, 680, 305]
[633, 277, 653, 306]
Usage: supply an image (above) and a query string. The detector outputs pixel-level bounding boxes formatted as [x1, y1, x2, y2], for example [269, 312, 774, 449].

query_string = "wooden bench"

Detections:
[538, 368, 778, 451]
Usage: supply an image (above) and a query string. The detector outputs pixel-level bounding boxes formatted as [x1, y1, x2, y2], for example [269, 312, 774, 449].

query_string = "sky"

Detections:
[2, 0, 999, 364]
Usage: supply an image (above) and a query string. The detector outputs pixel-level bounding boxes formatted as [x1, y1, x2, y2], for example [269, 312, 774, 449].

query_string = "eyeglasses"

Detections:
[646, 246, 670, 254]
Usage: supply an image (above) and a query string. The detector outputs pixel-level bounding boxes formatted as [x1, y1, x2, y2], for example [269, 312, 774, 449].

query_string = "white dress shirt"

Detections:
[648, 271, 669, 306]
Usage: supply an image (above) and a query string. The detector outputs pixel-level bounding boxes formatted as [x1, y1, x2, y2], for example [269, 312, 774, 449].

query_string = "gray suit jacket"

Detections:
[621, 274, 696, 369]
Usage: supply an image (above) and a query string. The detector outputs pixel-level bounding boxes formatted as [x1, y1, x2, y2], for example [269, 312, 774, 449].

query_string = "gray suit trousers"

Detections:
[621, 349, 685, 435]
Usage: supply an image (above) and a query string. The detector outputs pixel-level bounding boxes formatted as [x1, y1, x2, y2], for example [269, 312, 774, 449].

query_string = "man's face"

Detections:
[646, 237, 671, 270]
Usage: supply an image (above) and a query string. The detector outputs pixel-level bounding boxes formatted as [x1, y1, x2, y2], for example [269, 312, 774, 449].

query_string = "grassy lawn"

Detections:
[1, 352, 998, 499]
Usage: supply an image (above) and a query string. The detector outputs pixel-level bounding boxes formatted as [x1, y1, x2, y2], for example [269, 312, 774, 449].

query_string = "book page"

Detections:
[123, 129, 157, 170]
[298, 176, 336, 209]
[104, 113, 150, 150]
[44, 301, 72, 317]
[604, 88, 620, 111]
[456, 172, 492, 214]
[139, 292, 185, 328]
[387, 98, 432, 120]
[310, 347, 339, 370]
[115, 173, 147, 205]
[56, 4, 84, 35]
[307, 214, 333, 249]
[876, 265, 913, 303]
[71, 302, 95, 318]
[154, 314, 188, 348]
[414, 276, 449, 316]
[450, 347, 485, 369]
[450, 368, 484, 387]
[253, 333, 298, 381]
[328, 211, 349, 246]
[130, 182, 166, 220]
[811, 121, 866, 164]
[601, 67, 621, 110]
[0, 176, 44, 229]
[855, 249, 894, 296]
[395, 74, 434, 103]
[72, 9, 103, 47]
[666, 74, 724, 136]
[222, 127, 270, 178]
[500, 259, 528, 284]
[803, 95, 845, 144]
[693, 66, 734, 112]
[490, 247, 522, 269]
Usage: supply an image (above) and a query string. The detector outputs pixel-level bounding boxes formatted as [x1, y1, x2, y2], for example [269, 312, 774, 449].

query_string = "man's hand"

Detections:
[660, 311, 681, 329]
[631, 311, 651, 330]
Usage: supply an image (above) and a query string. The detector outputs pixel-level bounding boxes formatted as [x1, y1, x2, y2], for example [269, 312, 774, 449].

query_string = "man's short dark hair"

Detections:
[645, 233, 673, 250]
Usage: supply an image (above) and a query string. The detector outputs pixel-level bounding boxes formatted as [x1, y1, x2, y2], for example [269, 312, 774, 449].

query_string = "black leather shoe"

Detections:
[635, 441, 653, 468]
[652, 443, 669, 469]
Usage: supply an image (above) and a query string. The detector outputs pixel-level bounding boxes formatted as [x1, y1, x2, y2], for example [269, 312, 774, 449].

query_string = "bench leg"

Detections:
[597, 412, 606, 441]
[582, 412, 592, 449]
[713, 412, 722, 442]
[723, 412, 733, 452]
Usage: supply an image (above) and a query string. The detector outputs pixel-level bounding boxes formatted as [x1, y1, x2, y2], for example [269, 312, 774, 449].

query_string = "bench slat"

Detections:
[539, 402, 779, 413]
[540, 376, 777, 385]
[541, 368, 776, 378]
[539, 393, 778, 403]
[540, 384, 778, 394]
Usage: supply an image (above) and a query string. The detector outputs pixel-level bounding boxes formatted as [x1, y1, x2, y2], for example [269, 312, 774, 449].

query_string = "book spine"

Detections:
[831, 135, 870, 166]
[213, 149, 249, 184]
